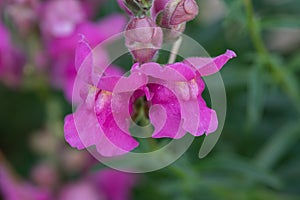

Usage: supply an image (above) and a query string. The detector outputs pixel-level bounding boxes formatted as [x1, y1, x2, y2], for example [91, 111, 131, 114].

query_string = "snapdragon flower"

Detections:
[64, 38, 236, 156]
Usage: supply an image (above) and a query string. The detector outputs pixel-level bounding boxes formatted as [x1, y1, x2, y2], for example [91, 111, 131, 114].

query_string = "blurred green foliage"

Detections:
[1, 0, 300, 199]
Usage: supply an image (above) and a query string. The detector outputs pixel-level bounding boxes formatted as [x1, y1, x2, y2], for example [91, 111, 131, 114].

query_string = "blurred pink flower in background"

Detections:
[0, 151, 137, 200]
[38, 0, 127, 102]
[93, 169, 137, 200]
[30, 162, 58, 189]
[40, 0, 85, 37]
[5, 0, 39, 35]
[0, 22, 25, 87]
[58, 181, 102, 200]
[0, 164, 137, 200]
[0, 156, 51, 200]
[59, 170, 137, 200]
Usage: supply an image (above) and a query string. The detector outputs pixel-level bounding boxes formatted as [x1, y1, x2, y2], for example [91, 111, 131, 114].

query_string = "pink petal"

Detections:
[94, 91, 139, 155]
[75, 35, 93, 72]
[138, 62, 195, 81]
[64, 103, 133, 157]
[148, 84, 183, 138]
[64, 106, 100, 150]
[184, 49, 237, 76]
[104, 65, 124, 76]
[179, 98, 200, 135]
[63, 114, 82, 148]
[97, 72, 148, 93]
[194, 97, 218, 136]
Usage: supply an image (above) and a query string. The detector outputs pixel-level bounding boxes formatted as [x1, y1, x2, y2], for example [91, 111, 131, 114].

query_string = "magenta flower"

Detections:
[64, 36, 236, 156]
[131, 50, 237, 138]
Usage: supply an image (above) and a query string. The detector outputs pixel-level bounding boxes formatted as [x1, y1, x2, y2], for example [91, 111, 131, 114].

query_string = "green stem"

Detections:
[244, 0, 268, 59]
[168, 36, 183, 64]
[243, 0, 300, 113]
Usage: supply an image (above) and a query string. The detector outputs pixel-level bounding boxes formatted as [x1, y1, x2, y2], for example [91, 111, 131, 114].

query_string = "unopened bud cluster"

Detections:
[119, 0, 199, 63]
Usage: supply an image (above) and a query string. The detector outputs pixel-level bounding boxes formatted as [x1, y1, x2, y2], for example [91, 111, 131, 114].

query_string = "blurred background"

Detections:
[0, 0, 300, 199]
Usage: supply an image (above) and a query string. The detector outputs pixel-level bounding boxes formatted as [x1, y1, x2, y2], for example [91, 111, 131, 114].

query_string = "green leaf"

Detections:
[246, 64, 266, 130]
[200, 154, 283, 189]
[254, 120, 300, 170]
[288, 50, 300, 72]
[261, 16, 300, 29]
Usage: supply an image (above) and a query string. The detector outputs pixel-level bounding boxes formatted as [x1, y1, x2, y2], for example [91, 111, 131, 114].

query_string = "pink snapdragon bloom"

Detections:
[40, 0, 127, 102]
[64, 38, 236, 156]
[0, 22, 25, 87]
[131, 50, 236, 138]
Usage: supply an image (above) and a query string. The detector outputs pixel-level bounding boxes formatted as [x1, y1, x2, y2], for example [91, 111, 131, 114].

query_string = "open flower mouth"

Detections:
[131, 95, 151, 126]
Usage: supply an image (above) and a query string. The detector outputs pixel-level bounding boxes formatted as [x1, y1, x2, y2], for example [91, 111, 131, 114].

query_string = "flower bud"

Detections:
[154, 0, 198, 26]
[153, 0, 198, 41]
[166, 0, 199, 26]
[125, 16, 163, 63]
